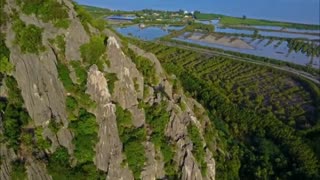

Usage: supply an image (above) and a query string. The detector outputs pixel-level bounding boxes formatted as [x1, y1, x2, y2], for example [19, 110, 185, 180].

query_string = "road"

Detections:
[158, 40, 320, 85]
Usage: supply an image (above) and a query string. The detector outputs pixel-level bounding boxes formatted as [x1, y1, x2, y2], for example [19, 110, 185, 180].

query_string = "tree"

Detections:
[242, 15, 247, 20]
[0, 56, 13, 74]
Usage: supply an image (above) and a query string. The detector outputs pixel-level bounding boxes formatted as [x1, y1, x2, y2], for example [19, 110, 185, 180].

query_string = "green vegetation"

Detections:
[57, 61, 74, 92]
[50, 35, 66, 54]
[288, 39, 320, 57]
[80, 35, 106, 69]
[11, 160, 27, 180]
[0, 0, 8, 26]
[134, 40, 320, 179]
[80, 5, 111, 18]
[12, 18, 45, 54]
[184, 22, 215, 33]
[18, 0, 70, 29]
[194, 11, 320, 30]
[188, 124, 207, 175]
[74, 3, 107, 32]
[115, 105, 146, 179]
[47, 146, 105, 179]
[70, 61, 88, 85]
[35, 127, 51, 150]
[104, 73, 118, 94]
[165, 39, 320, 76]
[0, 56, 13, 74]
[144, 102, 178, 178]
[0, 34, 13, 74]
[70, 108, 98, 164]
[127, 48, 158, 85]
[1, 77, 30, 150]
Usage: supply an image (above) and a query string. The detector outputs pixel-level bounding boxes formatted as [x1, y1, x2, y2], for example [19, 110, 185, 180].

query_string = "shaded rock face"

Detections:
[86, 65, 134, 180]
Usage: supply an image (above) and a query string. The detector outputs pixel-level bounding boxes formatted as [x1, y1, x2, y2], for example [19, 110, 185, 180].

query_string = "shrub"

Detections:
[70, 61, 87, 85]
[35, 128, 51, 150]
[145, 102, 177, 177]
[57, 62, 74, 92]
[80, 36, 106, 66]
[127, 49, 158, 85]
[105, 73, 118, 95]
[2, 77, 30, 150]
[70, 108, 98, 164]
[47, 147, 106, 179]
[19, 0, 70, 29]
[0, 56, 13, 74]
[188, 124, 207, 175]
[115, 105, 147, 179]
[13, 19, 44, 54]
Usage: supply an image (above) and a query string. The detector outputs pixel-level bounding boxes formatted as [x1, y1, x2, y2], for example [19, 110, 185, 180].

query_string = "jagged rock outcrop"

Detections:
[86, 65, 133, 179]
[107, 36, 145, 127]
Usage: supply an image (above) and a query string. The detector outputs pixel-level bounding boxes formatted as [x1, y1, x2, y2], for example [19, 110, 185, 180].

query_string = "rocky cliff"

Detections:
[0, 0, 216, 179]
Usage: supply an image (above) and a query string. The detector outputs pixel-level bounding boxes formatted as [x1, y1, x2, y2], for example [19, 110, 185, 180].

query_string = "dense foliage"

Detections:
[134, 40, 320, 179]
[1, 77, 30, 150]
[188, 124, 207, 175]
[0, 34, 13, 74]
[0, 0, 7, 26]
[17, 0, 70, 29]
[13, 18, 45, 54]
[127, 48, 158, 85]
[70, 108, 98, 164]
[47, 146, 105, 179]
[144, 102, 178, 178]
[80, 36, 106, 69]
[74, 3, 107, 32]
[115, 105, 147, 179]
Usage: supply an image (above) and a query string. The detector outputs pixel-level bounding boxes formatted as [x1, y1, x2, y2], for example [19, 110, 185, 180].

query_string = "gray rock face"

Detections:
[107, 37, 143, 109]
[141, 142, 165, 180]
[8, 47, 67, 127]
[4, 2, 67, 127]
[0, 145, 17, 180]
[56, 128, 75, 154]
[86, 65, 133, 180]
[26, 157, 52, 180]
[65, 19, 90, 61]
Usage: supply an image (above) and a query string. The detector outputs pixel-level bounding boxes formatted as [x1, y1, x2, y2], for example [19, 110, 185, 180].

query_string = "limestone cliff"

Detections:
[0, 0, 216, 179]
